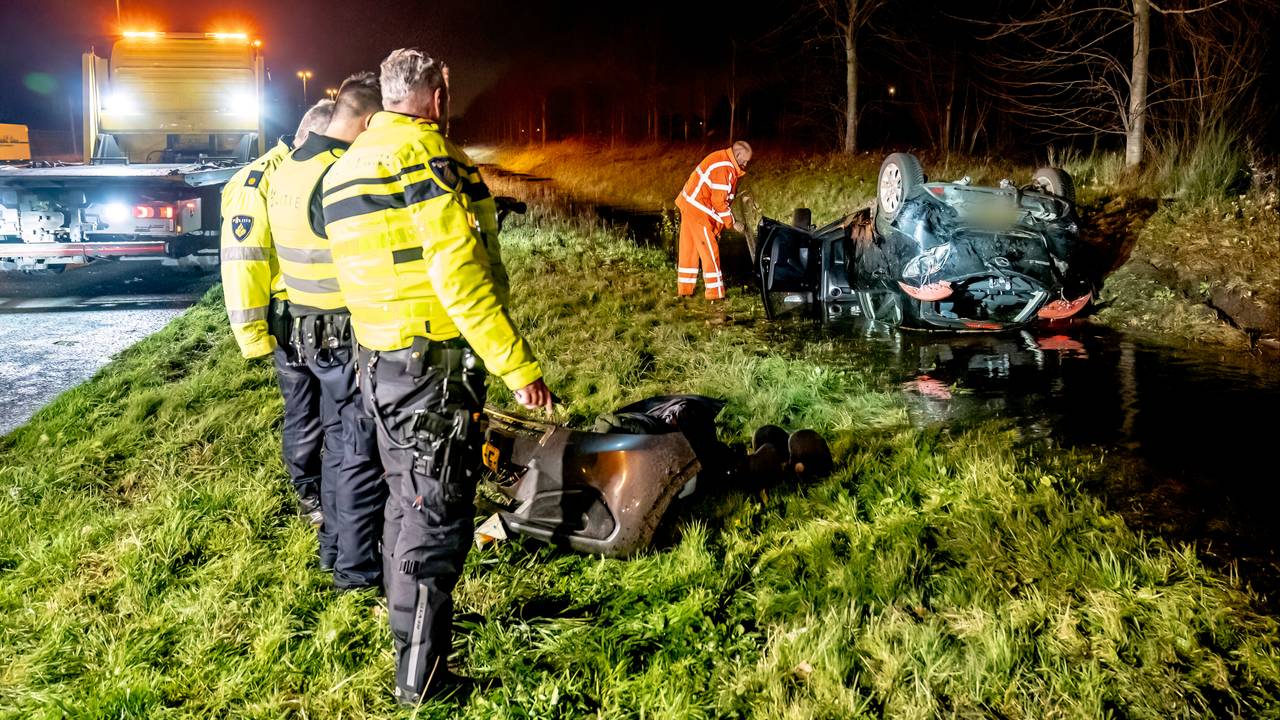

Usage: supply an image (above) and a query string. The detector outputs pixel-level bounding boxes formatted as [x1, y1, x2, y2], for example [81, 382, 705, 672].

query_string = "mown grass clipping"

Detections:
[2, 215, 1279, 719]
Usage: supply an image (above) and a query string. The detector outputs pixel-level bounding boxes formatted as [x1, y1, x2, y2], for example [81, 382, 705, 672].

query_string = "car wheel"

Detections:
[753, 424, 789, 453]
[877, 153, 925, 222]
[1032, 167, 1076, 204]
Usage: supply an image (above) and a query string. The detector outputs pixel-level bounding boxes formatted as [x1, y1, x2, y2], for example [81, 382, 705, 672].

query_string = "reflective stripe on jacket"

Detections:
[675, 148, 744, 229]
[266, 133, 349, 313]
[321, 111, 542, 391]
[220, 139, 290, 358]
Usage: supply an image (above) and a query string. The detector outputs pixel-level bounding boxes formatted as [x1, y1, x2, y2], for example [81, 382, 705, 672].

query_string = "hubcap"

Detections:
[880, 164, 903, 214]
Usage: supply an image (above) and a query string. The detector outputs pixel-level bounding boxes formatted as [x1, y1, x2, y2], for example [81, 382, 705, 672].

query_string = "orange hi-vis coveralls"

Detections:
[675, 148, 745, 299]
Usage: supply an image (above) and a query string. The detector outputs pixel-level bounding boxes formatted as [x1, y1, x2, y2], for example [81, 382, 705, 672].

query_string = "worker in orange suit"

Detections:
[675, 141, 752, 300]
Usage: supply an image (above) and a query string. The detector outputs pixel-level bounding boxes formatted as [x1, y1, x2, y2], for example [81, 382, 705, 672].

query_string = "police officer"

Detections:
[221, 100, 339, 567]
[265, 73, 386, 591]
[323, 48, 553, 703]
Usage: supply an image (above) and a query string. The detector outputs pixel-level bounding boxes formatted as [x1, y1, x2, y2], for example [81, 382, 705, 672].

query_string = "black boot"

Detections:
[396, 671, 497, 705]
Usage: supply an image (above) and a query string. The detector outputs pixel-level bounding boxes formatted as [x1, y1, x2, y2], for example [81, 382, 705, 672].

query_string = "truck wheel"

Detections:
[792, 207, 812, 229]
[1032, 167, 1076, 204]
[877, 153, 925, 222]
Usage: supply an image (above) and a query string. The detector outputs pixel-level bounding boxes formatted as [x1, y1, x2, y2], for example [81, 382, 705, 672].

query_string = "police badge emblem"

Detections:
[231, 215, 254, 241]
[429, 156, 460, 189]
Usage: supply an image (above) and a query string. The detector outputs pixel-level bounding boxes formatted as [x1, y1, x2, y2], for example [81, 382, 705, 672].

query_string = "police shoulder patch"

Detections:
[244, 170, 265, 188]
[428, 156, 461, 190]
[230, 215, 255, 242]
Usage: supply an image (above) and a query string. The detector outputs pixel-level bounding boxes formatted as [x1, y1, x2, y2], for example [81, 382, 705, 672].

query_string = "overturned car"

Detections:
[756, 153, 1100, 331]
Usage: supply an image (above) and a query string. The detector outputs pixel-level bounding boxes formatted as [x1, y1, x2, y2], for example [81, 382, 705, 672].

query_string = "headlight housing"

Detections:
[902, 243, 952, 280]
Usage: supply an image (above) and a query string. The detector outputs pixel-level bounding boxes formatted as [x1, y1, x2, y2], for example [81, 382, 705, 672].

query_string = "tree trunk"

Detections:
[540, 97, 547, 147]
[729, 40, 738, 143]
[941, 60, 956, 156]
[843, 17, 858, 154]
[702, 89, 708, 140]
[1125, 0, 1150, 169]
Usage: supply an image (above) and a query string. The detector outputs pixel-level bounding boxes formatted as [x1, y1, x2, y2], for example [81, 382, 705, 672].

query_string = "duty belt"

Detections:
[289, 311, 353, 360]
[361, 336, 486, 451]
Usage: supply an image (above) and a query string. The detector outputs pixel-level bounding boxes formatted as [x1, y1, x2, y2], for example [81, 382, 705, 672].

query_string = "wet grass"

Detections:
[3, 214, 1280, 717]
[486, 142, 1277, 346]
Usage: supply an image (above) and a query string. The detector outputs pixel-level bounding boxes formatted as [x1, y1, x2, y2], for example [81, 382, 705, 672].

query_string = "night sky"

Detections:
[2, 0, 1274, 152]
[0, 0, 786, 135]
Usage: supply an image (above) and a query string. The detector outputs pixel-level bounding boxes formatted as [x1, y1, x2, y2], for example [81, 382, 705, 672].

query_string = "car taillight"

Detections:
[133, 205, 175, 219]
[1037, 292, 1092, 320]
[898, 280, 954, 301]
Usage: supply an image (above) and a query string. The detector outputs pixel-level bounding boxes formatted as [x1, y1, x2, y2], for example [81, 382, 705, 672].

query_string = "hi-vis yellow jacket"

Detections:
[221, 139, 291, 358]
[266, 133, 349, 313]
[322, 112, 541, 390]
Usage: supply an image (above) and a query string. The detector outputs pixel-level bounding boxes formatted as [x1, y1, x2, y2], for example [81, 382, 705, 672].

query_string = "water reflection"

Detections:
[817, 317, 1280, 597]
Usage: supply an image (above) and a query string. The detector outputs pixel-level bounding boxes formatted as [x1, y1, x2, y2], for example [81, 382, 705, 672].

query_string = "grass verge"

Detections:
[2, 215, 1279, 717]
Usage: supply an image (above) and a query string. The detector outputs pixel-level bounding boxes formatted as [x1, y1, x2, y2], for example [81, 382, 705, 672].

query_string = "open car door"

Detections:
[755, 217, 821, 320]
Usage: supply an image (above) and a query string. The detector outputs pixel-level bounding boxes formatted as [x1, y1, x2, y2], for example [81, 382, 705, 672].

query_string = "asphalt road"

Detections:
[0, 261, 216, 435]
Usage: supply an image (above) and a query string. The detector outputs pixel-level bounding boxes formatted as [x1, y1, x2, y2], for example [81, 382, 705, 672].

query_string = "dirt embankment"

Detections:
[1081, 192, 1280, 347]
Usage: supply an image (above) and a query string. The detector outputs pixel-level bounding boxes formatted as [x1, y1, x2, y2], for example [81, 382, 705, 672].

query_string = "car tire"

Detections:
[753, 424, 789, 453]
[877, 152, 925, 222]
[1032, 167, 1076, 204]
[792, 207, 812, 229]
[788, 429, 833, 480]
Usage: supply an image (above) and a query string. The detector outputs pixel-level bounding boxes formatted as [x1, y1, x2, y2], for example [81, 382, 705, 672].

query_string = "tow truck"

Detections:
[0, 30, 266, 271]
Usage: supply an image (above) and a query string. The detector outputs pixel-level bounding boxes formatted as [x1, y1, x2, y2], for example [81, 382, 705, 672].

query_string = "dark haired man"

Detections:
[265, 72, 387, 591]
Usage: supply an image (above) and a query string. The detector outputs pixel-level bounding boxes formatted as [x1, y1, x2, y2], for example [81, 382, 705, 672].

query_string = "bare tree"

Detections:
[728, 40, 739, 143]
[968, 0, 1244, 169]
[811, 0, 889, 153]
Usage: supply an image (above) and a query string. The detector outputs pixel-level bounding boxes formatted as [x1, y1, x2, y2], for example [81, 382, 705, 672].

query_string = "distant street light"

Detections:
[296, 70, 314, 104]
[325, 87, 338, 100]
[888, 85, 897, 99]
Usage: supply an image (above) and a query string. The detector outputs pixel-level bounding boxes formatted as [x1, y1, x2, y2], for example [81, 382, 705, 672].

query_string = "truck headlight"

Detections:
[104, 203, 129, 224]
[102, 92, 136, 115]
[902, 243, 952, 280]
[230, 92, 258, 117]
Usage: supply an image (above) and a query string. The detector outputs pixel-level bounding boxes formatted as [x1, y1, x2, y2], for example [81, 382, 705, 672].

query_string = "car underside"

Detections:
[755, 153, 1101, 331]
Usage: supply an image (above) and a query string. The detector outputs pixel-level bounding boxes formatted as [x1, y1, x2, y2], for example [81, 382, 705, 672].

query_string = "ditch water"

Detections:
[484, 167, 1280, 600]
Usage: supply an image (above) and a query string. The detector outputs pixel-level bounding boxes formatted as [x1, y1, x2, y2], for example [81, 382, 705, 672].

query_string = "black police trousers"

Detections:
[292, 313, 386, 589]
[357, 341, 486, 699]
[273, 344, 337, 566]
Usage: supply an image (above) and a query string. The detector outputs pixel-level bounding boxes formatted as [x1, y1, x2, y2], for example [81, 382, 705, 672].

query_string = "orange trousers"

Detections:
[676, 211, 724, 299]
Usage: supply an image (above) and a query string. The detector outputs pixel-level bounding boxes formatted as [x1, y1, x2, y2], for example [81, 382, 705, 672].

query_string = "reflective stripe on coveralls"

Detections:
[676, 149, 743, 228]
[676, 210, 725, 299]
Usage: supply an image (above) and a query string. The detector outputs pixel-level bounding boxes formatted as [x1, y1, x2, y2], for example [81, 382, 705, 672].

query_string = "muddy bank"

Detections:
[1077, 193, 1280, 347]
